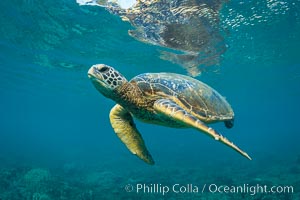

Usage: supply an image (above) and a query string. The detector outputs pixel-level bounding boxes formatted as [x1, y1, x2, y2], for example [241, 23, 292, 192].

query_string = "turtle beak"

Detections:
[88, 66, 103, 81]
[88, 66, 107, 87]
[87, 66, 96, 79]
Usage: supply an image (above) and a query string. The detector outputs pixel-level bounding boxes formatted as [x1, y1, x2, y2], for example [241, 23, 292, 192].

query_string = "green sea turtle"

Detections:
[88, 64, 251, 164]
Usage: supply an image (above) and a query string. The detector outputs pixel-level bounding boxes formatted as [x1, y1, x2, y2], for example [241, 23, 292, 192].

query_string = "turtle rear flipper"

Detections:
[224, 119, 234, 129]
[109, 104, 155, 165]
[153, 99, 251, 160]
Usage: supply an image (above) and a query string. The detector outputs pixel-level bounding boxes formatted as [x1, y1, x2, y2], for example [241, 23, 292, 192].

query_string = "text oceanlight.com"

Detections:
[124, 183, 294, 196]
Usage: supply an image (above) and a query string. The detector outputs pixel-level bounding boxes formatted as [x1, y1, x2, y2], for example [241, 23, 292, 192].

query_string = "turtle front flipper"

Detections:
[154, 99, 252, 160]
[109, 104, 155, 165]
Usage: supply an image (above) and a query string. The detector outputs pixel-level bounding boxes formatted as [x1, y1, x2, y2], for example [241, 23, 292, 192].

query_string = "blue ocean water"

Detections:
[0, 0, 300, 199]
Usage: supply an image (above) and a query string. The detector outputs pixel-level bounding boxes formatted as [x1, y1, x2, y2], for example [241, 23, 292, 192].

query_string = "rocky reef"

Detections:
[0, 156, 299, 200]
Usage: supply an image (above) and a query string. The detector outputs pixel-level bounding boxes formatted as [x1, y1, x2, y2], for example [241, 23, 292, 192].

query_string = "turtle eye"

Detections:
[98, 66, 109, 73]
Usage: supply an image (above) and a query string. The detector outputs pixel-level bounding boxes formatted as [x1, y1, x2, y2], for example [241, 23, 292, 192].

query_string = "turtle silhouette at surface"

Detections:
[88, 64, 251, 164]
[78, 0, 228, 76]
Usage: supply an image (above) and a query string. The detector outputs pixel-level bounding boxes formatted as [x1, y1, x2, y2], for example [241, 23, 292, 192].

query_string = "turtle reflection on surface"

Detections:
[80, 0, 228, 76]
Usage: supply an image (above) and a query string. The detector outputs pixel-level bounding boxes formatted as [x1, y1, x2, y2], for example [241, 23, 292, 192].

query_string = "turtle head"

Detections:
[88, 64, 127, 99]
